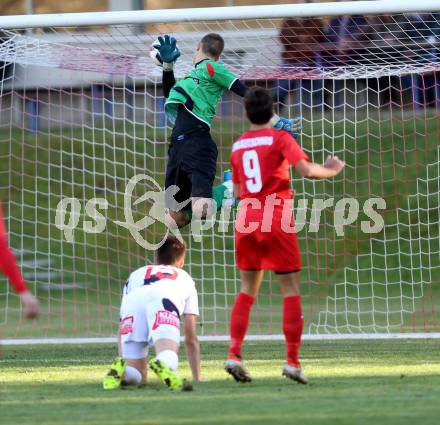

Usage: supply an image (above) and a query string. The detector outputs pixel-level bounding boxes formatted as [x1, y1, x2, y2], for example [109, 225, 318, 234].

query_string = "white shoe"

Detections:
[222, 170, 234, 208]
[225, 359, 252, 383]
[282, 364, 308, 384]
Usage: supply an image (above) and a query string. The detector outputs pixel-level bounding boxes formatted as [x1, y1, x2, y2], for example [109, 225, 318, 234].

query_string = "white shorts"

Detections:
[122, 341, 149, 360]
[120, 294, 181, 359]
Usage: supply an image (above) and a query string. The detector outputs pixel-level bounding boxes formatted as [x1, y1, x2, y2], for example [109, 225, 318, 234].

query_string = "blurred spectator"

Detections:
[276, 16, 325, 114]
[321, 15, 372, 109]
[276, 11, 440, 114]
[392, 13, 440, 110]
[321, 15, 371, 67]
[424, 13, 440, 108]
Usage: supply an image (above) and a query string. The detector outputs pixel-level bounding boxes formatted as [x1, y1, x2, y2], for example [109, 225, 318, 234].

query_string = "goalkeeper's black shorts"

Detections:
[165, 126, 217, 211]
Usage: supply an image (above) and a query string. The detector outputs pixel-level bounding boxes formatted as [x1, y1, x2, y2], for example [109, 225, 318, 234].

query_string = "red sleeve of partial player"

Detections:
[278, 131, 309, 166]
[0, 205, 28, 294]
[231, 154, 240, 184]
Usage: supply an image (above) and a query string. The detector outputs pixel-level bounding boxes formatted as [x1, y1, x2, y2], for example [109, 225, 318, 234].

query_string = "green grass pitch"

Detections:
[1, 340, 440, 425]
[0, 102, 440, 423]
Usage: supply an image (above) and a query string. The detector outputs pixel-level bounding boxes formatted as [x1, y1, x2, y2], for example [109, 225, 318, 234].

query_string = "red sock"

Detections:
[228, 292, 255, 358]
[283, 295, 303, 368]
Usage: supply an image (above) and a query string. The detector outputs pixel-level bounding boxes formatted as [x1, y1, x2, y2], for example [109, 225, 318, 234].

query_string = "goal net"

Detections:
[1, 2, 439, 341]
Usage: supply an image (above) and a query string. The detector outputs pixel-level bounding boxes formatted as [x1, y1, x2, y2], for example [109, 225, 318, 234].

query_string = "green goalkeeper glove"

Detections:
[271, 114, 302, 139]
[153, 35, 181, 71]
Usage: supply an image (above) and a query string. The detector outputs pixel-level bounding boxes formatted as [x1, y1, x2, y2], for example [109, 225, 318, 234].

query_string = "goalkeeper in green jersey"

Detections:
[153, 33, 301, 228]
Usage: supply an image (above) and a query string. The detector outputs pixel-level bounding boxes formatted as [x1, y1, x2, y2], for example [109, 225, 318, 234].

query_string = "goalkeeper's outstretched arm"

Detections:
[236, 82, 302, 139]
[154, 35, 180, 98]
[230, 79, 249, 97]
[163, 69, 176, 99]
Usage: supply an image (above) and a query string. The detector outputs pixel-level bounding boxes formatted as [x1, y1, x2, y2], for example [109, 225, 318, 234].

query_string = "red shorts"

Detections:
[235, 203, 301, 273]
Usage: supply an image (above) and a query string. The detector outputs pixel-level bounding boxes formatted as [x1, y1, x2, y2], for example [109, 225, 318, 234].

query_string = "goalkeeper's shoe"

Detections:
[282, 364, 308, 385]
[221, 169, 234, 208]
[225, 354, 252, 383]
[103, 357, 126, 390]
[149, 358, 184, 391]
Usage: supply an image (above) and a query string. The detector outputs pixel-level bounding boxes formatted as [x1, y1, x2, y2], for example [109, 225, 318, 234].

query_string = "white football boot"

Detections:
[225, 357, 252, 383]
[221, 170, 234, 208]
[282, 364, 309, 385]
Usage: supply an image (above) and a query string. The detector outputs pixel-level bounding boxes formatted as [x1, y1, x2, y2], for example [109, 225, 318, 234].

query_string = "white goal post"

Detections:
[1, 0, 440, 345]
[0, 1, 440, 28]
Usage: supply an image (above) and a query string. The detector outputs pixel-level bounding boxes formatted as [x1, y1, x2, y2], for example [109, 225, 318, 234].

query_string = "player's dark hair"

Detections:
[200, 33, 224, 59]
[156, 236, 186, 265]
[244, 87, 274, 125]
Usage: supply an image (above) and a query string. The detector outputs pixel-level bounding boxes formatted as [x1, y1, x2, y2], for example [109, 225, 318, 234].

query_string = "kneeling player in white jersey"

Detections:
[103, 236, 200, 391]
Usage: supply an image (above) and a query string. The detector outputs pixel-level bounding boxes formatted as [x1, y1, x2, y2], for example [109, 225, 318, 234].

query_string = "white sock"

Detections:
[122, 365, 142, 385]
[156, 350, 178, 371]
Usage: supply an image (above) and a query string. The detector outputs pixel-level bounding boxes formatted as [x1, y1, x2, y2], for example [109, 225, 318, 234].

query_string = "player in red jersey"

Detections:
[226, 88, 345, 384]
[0, 203, 38, 319]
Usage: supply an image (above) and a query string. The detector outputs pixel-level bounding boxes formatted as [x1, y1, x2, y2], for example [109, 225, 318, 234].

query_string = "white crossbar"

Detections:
[0, 1, 440, 30]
